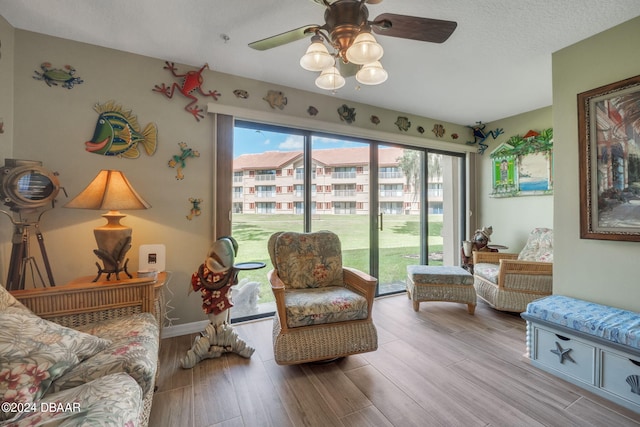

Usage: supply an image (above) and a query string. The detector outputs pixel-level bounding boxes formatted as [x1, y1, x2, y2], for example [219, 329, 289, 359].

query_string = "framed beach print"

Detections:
[489, 129, 553, 197]
[578, 74, 640, 241]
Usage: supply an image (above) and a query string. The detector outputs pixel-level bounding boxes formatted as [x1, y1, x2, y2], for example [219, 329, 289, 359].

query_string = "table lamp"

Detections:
[65, 170, 150, 281]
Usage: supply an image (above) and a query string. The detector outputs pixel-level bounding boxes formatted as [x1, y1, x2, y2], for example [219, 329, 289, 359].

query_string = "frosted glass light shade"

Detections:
[356, 61, 388, 85]
[300, 41, 334, 71]
[346, 32, 383, 65]
[315, 66, 345, 90]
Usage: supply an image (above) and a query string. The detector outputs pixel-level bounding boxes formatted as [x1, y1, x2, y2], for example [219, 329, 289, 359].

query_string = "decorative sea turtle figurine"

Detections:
[33, 63, 84, 89]
[395, 116, 411, 131]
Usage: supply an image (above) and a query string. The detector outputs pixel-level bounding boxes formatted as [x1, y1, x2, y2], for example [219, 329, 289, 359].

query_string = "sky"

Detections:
[233, 126, 366, 158]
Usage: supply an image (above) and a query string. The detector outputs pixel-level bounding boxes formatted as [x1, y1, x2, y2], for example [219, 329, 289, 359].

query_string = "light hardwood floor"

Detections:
[150, 295, 640, 427]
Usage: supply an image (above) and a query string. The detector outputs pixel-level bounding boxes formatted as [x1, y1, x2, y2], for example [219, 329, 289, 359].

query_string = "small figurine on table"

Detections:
[461, 226, 496, 273]
[181, 236, 255, 368]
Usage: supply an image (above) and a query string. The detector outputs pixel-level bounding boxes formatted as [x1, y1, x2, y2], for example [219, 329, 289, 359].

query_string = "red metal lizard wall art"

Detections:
[153, 62, 221, 121]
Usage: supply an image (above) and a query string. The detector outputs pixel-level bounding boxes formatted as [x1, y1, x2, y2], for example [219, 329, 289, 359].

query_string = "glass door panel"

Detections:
[377, 146, 423, 295]
[230, 125, 305, 321]
[310, 137, 370, 273]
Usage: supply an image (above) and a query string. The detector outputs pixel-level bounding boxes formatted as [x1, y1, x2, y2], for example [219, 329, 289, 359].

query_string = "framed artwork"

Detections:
[578, 74, 640, 241]
[490, 129, 553, 197]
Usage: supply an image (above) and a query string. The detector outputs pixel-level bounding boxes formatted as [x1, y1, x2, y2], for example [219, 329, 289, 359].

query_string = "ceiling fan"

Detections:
[248, 0, 457, 90]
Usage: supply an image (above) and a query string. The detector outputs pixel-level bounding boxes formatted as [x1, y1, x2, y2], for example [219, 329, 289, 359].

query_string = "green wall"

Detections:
[552, 16, 640, 311]
[475, 106, 553, 250]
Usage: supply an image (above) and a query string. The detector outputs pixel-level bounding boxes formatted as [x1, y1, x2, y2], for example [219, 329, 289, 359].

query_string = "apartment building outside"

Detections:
[232, 146, 443, 215]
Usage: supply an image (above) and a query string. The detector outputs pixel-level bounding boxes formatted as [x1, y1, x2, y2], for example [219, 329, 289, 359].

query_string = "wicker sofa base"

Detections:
[272, 314, 378, 365]
[474, 276, 547, 313]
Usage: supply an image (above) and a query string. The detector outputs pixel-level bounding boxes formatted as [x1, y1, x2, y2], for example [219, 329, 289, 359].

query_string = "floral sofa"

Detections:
[0, 279, 159, 426]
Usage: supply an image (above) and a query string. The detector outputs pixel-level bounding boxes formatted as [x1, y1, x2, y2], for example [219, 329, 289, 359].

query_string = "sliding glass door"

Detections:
[229, 121, 465, 321]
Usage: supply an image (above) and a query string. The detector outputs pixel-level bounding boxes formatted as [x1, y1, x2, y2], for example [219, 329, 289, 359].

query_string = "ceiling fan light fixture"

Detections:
[315, 66, 345, 90]
[300, 38, 335, 71]
[345, 32, 383, 65]
[355, 61, 388, 85]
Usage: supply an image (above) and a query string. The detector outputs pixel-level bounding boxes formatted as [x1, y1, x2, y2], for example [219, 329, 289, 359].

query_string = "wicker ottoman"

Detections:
[406, 265, 476, 314]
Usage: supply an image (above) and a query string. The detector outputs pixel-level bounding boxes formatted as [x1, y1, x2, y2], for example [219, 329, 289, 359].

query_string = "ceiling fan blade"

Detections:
[249, 25, 321, 51]
[372, 13, 457, 43]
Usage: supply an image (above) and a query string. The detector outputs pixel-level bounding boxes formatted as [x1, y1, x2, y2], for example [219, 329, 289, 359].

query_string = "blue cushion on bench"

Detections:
[525, 295, 640, 350]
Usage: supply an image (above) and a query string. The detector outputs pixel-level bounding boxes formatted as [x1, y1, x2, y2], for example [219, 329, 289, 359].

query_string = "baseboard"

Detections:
[161, 320, 209, 339]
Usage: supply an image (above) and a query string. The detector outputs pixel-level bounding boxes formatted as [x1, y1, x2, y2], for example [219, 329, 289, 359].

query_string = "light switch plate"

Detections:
[139, 244, 166, 272]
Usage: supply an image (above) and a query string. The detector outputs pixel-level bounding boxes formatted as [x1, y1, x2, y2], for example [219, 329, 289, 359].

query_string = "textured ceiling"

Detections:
[1, 0, 640, 125]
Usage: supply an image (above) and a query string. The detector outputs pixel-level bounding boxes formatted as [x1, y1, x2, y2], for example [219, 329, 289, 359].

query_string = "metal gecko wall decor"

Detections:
[168, 142, 199, 180]
[187, 197, 202, 220]
[153, 62, 221, 122]
[466, 121, 504, 154]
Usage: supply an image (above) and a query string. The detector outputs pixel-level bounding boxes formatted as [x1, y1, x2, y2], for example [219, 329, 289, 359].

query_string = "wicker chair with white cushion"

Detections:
[473, 228, 553, 312]
[267, 230, 378, 365]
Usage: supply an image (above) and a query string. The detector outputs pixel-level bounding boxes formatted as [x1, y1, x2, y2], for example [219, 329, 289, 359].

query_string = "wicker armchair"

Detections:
[473, 228, 553, 312]
[267, 230, 378, 365]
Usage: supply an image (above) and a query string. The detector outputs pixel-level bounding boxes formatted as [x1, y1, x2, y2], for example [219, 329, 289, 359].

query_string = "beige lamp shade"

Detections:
[65, 169, 150, 211]
[65, 170, 150, 281]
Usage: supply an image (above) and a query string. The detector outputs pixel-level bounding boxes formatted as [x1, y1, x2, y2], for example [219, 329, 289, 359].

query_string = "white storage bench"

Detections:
[521, 295, 640, 413]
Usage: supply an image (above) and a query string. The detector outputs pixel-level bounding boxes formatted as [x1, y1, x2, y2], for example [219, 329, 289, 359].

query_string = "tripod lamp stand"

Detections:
[65, 170, 150, 281]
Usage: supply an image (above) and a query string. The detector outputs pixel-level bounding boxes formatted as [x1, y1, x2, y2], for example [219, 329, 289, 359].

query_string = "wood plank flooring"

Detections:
[149, 295, 640, 427]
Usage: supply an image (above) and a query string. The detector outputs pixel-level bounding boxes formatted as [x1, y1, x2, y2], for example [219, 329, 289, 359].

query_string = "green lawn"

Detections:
[231, 214, 443, 304]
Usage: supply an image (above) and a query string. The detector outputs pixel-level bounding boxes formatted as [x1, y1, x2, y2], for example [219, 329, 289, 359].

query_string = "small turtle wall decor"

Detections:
[307, 106, 319, 116]
[395, 116, 411, 132]
[452, 133, 459, 139]
[466, 121, 504, 154]
[153, 62, 221, 122]
[263, 90, 287, 110]
[187, 197, 203, 220]
[168, 142, 200, 180]
[370, 115, 380, 125]
[233, 89, 249, 99]
[33, 63, 84, 89]
[432, 124, 445, 137]
[417, 126, 425, 134]
[337, 104, 356, 124]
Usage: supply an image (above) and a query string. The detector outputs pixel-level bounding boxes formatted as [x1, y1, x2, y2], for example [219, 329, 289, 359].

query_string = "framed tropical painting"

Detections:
[578, 74, 640, 241]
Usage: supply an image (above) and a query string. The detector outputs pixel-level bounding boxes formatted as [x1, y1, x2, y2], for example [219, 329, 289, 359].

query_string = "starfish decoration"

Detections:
[550, 341, 575, 364]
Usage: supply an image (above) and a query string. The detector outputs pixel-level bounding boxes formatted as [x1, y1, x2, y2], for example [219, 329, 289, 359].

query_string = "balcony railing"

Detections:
[255, 191, 276, 198]
[379, 172, 403, 179]
[380, 190, 404, 198]
[255, 175, 275, 181]
[332, 171, 356, 179]
[333, 190, 356, 197]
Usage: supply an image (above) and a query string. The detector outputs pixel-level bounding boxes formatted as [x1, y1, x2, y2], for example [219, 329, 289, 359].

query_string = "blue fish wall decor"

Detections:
[85, 101, 157, 158]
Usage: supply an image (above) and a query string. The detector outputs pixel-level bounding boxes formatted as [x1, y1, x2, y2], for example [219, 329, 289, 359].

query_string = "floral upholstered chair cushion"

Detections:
[57, 312, 159, 397]
[284, 286, 369, 328]
[517, 228, 553, 262]
[5, 372, 142, 427]
[269, 230, 370, 329]
[0, 309, 112, 422]
[272, 231, 343, 290]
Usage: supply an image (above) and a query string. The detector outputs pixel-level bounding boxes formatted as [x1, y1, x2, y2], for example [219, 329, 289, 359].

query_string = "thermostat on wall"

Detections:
[139, 244, 166, 273]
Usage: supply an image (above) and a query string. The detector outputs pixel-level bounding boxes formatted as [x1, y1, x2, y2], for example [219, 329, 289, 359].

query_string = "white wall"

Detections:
[552, 16, 640, 311]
